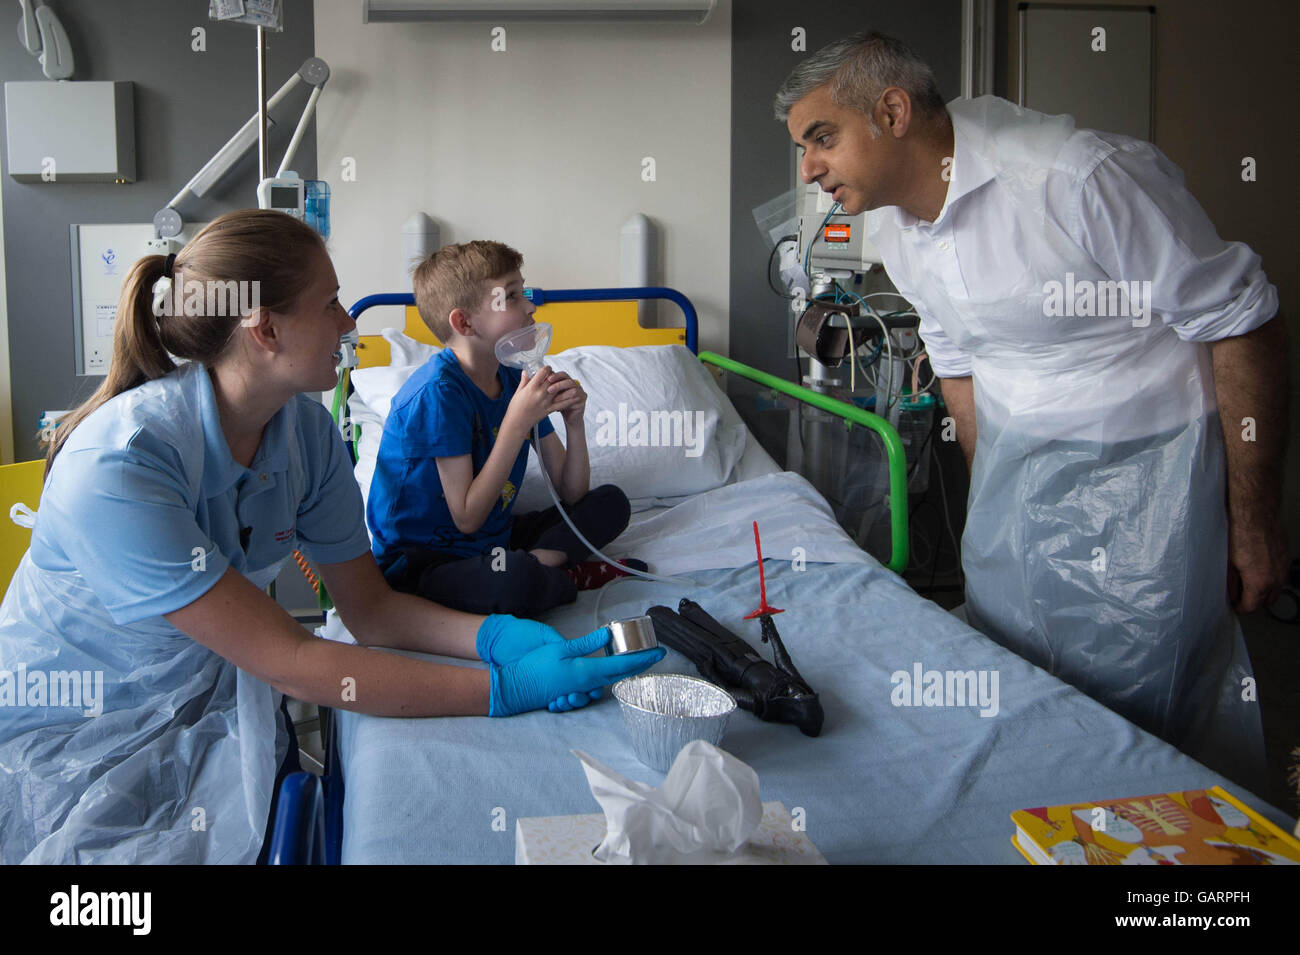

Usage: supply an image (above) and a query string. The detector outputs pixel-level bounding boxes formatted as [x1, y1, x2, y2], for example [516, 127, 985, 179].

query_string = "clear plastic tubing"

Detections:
[495, 323, 690, 586]
[528, 422, 690, 586]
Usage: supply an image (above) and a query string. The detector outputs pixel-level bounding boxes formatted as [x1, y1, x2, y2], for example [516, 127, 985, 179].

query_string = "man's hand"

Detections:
[1227, 518, 1288, 613]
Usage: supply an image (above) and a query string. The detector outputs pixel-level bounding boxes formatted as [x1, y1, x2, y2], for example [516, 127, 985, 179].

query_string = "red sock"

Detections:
[564, 559, 646, 591]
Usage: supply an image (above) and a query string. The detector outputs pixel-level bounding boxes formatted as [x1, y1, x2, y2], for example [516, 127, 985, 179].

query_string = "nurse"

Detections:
[774, 33, 1287, 793]
[0, 209, 663, 864]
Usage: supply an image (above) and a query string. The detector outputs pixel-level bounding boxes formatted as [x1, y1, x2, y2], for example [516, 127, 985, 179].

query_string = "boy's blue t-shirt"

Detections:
[367, 348, 554, 569]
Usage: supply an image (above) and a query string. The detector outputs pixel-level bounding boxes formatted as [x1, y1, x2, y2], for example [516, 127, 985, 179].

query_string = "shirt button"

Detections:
[259, 473, 268, 482]
[938, 240, 952, 251]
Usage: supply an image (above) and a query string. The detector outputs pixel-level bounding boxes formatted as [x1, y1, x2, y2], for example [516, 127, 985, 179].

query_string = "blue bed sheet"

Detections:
[334, 561, 1294, 863]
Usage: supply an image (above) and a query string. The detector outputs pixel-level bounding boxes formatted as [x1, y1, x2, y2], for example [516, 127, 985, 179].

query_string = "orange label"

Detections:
[823, 224, 851, 243]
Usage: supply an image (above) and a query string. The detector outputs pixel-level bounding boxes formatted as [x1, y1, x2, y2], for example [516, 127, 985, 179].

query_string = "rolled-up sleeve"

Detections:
[915, 306, 973, 378]
[1075, 138, 1278, 343]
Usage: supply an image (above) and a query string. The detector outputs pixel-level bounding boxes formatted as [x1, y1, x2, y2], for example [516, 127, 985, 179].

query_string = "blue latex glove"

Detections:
[489, 626, 666, 717]
[476, 614, 563, 666]
[477, 615, 603, 712]
[549, 687, 602, 713]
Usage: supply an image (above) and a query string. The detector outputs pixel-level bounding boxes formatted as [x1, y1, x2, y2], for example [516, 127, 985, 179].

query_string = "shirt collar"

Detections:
[888, 100, 996, 231]
[193, 362, 290, 496]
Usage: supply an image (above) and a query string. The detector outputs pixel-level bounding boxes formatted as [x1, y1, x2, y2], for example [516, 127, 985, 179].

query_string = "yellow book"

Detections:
[1010, 786, 1300, 865]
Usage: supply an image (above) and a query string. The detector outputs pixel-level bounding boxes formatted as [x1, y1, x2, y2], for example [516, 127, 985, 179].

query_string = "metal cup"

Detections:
[604, 615, 658, 656]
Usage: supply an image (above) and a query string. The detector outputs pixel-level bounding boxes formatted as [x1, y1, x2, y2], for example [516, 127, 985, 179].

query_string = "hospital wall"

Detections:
[0, 0, 321, 466]
[0, 0, 323, 612]
[999, 0, 1300, 565]
[312, 0, 733, 347]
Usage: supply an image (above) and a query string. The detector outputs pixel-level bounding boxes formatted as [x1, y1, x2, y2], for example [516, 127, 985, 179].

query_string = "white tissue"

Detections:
[573, 740, 763, 864]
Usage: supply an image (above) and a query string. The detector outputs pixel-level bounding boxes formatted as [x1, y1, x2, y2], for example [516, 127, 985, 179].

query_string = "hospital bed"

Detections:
[271, 288, 1296, 865]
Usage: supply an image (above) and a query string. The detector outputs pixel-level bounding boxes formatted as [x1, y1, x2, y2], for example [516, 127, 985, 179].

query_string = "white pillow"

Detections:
[346, 329, 440, 504]
[517, 345, 747, 508]
[382, 325, 439, 367]
[346, 332, 747, 512]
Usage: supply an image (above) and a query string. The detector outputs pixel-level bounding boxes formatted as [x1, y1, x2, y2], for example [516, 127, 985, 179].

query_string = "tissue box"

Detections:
[515, 801, 826, 865]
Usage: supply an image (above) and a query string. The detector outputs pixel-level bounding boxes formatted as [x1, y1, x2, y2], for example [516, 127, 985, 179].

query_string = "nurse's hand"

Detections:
[549, 688, 604, 713]
[488, 626, 665, 717]
[476, 614, 564, 666]
[476, 617, 604, 712]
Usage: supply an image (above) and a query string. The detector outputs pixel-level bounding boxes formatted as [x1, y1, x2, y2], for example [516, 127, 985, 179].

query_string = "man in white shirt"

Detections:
[775, 32, 1288, 793]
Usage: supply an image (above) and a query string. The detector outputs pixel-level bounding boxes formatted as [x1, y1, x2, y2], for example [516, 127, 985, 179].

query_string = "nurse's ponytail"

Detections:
[44, 209, 325, 474]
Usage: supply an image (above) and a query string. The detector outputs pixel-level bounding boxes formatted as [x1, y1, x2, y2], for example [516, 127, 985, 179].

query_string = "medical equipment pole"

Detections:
[799, 275, 839, 497]
[257, 26, 268, 183]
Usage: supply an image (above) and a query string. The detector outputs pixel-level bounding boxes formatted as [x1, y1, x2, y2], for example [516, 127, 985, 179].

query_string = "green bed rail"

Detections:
[697, 351, 909, 574]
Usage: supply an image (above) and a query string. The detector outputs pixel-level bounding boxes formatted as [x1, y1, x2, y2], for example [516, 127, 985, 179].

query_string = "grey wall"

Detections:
[1, 0, 320, 612]
[1002, 0, 1300, 566]
[727, 0, 963, 461]
[1, 0, 318, 462]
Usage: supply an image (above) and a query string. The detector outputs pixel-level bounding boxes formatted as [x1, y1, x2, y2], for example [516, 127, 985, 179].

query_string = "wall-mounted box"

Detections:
[5, 80, 135, 182]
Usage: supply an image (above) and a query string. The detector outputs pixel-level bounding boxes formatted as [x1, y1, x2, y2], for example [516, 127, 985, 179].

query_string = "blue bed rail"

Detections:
[347, 286, 699, 355]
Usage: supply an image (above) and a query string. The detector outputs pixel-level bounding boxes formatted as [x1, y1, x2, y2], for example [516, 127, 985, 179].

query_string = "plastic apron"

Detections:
[0, 436, 304, 864]
[873, 97, 1265, 793]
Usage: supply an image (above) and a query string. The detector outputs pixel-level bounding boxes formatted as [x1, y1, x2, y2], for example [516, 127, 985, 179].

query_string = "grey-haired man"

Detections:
[775, 31, 1287, 794]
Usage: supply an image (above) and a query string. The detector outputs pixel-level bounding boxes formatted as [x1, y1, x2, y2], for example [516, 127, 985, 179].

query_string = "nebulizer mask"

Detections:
[494, 322, 683, 585]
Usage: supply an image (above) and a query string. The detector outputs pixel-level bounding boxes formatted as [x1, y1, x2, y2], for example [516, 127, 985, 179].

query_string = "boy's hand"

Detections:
[505, 366, 559, 433]
[545, 371, 588, 427]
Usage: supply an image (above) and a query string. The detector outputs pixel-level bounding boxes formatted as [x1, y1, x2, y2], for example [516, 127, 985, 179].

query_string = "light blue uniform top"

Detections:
[32, 360, 371, 622]
[0, 360, 372, 863]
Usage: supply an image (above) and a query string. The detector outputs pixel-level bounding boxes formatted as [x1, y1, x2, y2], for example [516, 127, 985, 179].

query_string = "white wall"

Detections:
[313, 0, 732, 353]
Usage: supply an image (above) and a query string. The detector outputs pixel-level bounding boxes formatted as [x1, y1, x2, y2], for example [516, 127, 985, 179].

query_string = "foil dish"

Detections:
[612, 673, 736, 772]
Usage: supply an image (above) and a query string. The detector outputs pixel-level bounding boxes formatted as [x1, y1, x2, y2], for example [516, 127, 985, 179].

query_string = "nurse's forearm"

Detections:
[288, 637, 490, 717]
[360, 587, 483, 659]
[1211, 315, 1288, 531]
[164, 569, 489, 716]
[938, 375, 977, 472]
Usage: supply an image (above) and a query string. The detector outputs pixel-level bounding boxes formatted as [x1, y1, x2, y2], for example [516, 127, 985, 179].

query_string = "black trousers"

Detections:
[388, 484, 631, 617]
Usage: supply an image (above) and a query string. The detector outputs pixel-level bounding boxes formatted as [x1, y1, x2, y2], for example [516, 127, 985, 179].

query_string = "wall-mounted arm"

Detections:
[154, 57, 330, 239]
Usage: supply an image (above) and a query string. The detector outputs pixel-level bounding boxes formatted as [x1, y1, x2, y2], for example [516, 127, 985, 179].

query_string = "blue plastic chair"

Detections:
[266, 771, 325, 865]
[266, 705, 346, 865]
